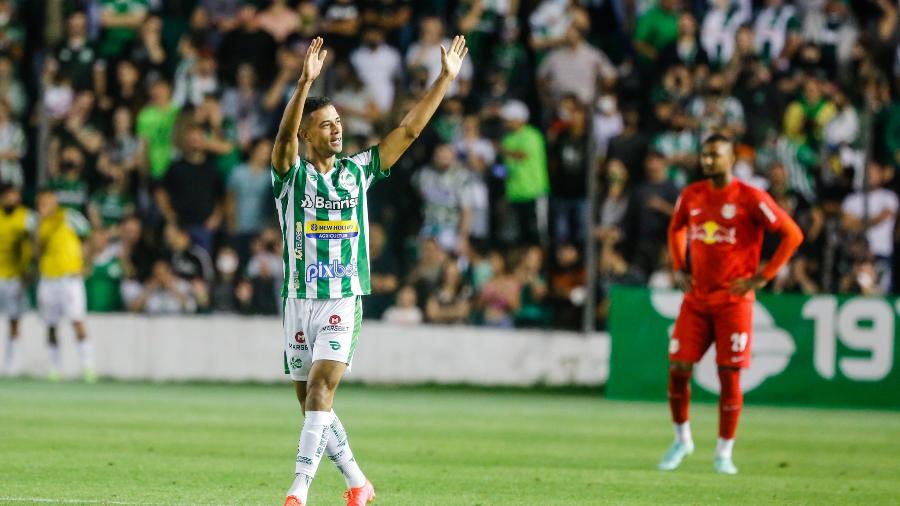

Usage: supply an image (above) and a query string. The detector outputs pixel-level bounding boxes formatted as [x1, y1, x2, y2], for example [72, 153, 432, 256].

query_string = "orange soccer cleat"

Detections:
[343, 480, 376, 506]
[284, 495, 304, 506]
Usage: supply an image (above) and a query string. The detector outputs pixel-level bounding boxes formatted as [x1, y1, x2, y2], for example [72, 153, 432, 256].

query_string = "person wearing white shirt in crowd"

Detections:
[406, 17, 473, 98]
[382, 285, 424, 325]
[537, 24, 616, 106]
[701, 0, 751, 68]
[841, 162, 899, 292]
[350, 26, 403, 115]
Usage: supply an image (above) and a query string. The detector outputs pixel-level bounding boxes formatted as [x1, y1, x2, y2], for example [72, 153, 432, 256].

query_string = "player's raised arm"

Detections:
[378, 35, 468, 170]
[271, 37, 327, 176]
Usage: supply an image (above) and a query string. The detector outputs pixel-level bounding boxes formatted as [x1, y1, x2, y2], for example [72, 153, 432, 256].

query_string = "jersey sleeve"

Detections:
[350, 146, 389, 190]
[64, 209, 91, 238]
[271, 158, 300, 199]
[749, 188, 789, 232]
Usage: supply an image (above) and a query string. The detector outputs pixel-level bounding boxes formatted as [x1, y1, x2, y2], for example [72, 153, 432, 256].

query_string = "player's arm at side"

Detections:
[667, 193, 689, 272]
[271, 37, 327, 177]
[753, 190, 804, 281]
[378, 36, 468, 171]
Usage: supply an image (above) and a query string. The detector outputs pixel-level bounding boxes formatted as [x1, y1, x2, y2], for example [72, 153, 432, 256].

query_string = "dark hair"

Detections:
[702, 133, 733, 146]
[301, 96, 333, 127]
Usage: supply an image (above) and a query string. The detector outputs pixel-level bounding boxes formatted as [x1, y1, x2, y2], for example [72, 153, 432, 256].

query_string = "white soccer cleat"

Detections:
[714, 456, 738, 475]
[658, 440, 694, 471]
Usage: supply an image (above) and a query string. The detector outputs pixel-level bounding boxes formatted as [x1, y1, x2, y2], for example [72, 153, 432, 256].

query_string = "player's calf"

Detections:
[715, 366, 742, 474]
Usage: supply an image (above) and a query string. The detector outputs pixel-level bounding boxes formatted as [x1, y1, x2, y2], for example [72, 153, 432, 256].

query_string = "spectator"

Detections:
[125, 15, 167, 80]
[226, 138, 272, 261]
[0, 100, 24, 188]
[137, 79, 180, 180]
[592, 91, 624, 160]
[454, 117, 493, 249]
[164, 224, 212, 312]
[529, 0, 589, 52]
[257, 0, 300, 43]
[53, 11, 103, 92]
[221, 63, 268, 151]
[217, 4, 277, 85]
[101, 60, 145, 118]
[425, 260, 472, 324]
[652, 109, 698, 187]
[596, 158, 630, 240]
[607, 109, 650, 185]
[99, 0, 149, 58]
[659, 12, 709, 72]
[841, 162, 898, 292]
[413, 144, 472, 254]
[118, 214, 161, 283]
[406, 16, 473, 98]
[85, 227, 124, 312]
[537, 23, 616, 106]
[514, 246, 550, 327]
[211, 247, 239, 312]
[155, 124, 226, 252]
[173, 43, 220, 108]
[407, 238, 448, 304]
[548, 95, 590, 245]
[350, 27, 403, 116]
[783, 78, 837, 150]
[382, 285, 423, 325]
[624, 150, 679, 278]
[500, 100, 549, 245]
[122, 259, 197, 314]
[51, 90, 105, 186]
[321, 0, 361, 59]
[48, 145, 89, 213]
[753, 0, 803, 69]
[687, 72, 745, 140]
[87, 166, 135, 232]
[331, 62, 379, 140]
[237, 229, 281, 315]
[0, 56, 26, 118]
[633, 0, 681, 67]
[367, 222, 400, 319]
[478, 252, 520, 327]
[549, 242, 586, 329]
[97, 106, 140, 183]
[700, 0, 749, 69]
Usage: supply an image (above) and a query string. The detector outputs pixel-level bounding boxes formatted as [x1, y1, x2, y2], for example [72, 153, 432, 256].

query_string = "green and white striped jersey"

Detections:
[272, 146, 388, 299]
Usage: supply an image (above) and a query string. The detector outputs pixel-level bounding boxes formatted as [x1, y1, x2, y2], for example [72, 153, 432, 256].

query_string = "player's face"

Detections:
[1, 188, 19, 208]
[37, 193, 58, 217]
[700, 141, 734, 177]
[303, 105, 343, 156]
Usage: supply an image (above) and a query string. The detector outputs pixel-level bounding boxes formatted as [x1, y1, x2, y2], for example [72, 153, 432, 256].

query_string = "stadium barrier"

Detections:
[607, 286, 900, 409]
[7, 314, 609, 387]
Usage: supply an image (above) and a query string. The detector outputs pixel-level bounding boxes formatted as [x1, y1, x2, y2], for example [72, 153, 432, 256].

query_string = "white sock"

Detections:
[78, 341, 95, 370]
[48, 344, 61, 371]
[3, 338, 16, 371]
[674, 421, 692, 444]
[326, 411, 366, 488]
[716, 438, 735, 459]
[289, 410, 334, 502]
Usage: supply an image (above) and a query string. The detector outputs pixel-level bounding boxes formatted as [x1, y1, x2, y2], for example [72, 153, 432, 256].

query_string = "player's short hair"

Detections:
[702, 133, 733, 147]
[301, 96, 334, 128]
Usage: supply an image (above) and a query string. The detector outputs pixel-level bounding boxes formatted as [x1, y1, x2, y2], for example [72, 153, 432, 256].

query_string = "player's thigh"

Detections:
[670, 298, 714, 364]
[37, 278, 64, 325]
[283, 298, 314, 381]
[63, 277, 87, 322]
[712, 300, 754, 368]
[310, 296, 362, 369]
[0, 279, 24, 319]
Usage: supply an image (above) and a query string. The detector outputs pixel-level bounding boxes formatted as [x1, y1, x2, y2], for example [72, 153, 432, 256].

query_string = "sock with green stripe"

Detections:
[325, 410, 366, 488]
[289, 410, 334, 502]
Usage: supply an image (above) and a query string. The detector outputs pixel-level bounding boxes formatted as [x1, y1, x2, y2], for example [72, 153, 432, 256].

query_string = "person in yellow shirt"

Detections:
[0, 184, 35, 375]
[36, 189, 94, 382]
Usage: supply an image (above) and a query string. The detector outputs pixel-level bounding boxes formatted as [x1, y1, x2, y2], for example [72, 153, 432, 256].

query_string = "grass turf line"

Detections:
[1, 380, 899, 505]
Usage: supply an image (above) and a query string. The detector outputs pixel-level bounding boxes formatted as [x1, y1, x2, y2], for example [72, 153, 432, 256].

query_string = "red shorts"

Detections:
[669, 296, 753, 368]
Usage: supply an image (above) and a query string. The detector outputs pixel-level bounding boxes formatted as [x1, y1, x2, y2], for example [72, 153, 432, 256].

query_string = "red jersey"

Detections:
[668, 179, 792, 304]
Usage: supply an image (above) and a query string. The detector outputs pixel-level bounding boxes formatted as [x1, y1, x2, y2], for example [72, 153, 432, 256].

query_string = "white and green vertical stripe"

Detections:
[272, 146, 389, 299]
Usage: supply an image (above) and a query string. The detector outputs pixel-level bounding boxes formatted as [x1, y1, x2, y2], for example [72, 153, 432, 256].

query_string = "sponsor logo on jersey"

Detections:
[305, 260, 359, 284]
[301, 194, 358, 210]
[306, 220, 359, 239]
[289, 356, 303, 370]
[329, 340, 341, 350]
[329, 314, 341, 324]
[294, 331, 305, 344]
[294, 222, 303, 258]
[689, 221, 736, 245]
[721, 203, 736, 219]
[322, 325, 349, 332]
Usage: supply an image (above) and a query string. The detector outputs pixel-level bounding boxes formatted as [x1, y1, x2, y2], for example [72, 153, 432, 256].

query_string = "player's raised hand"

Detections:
[729, 274, 767, 295]
[440, 35, 468, 80]
[300, 37, 327, 83]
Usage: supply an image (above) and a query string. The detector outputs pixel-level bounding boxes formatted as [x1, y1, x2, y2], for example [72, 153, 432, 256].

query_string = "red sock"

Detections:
[668, 367, 692, 424]
[718, 367, 743, 439]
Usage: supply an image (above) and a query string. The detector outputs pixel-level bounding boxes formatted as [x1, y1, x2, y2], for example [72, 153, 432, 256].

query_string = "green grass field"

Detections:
[1, 380, 899, 506]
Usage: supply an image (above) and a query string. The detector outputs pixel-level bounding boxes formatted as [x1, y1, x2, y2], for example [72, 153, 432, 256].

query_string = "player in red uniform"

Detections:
[658, 134, 804, 474]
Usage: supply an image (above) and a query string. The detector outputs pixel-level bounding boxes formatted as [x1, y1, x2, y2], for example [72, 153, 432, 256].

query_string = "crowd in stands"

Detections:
[3, 0, 900, 329]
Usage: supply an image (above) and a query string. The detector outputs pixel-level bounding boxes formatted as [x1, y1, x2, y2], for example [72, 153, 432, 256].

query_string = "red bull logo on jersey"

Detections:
[306, 220, 360, 240]
[305, 260, 359, 283]
[689, 221, 736, 245]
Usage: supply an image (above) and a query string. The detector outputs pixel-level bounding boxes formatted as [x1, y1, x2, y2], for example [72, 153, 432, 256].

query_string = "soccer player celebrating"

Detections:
[35, 189, 94, 381]
[659, 134, 803, 474]
[271, 36, 468, 505]
[0, 183, 35, 375]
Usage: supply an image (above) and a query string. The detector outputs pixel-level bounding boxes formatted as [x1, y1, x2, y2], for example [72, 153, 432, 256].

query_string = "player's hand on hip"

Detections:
[730, 274, 767, 295]
[440, 35, 468, 80]
[674, 270, 692, 292]
[300, 37, 327, 83]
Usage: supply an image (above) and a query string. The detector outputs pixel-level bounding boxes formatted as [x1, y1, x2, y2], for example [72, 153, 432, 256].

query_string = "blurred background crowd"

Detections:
[3, 0, 900, 329]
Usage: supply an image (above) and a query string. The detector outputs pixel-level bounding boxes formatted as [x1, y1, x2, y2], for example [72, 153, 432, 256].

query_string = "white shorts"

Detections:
[38, 276, 87, 325]
[0, 279, 25, 318]
[283, 296, 362, 381]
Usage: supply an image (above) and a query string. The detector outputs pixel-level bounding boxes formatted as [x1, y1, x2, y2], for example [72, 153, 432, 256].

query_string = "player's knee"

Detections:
[717, 366, 743, 403]
[305, 378, 337, 408]
[670, 361, 693, 373]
